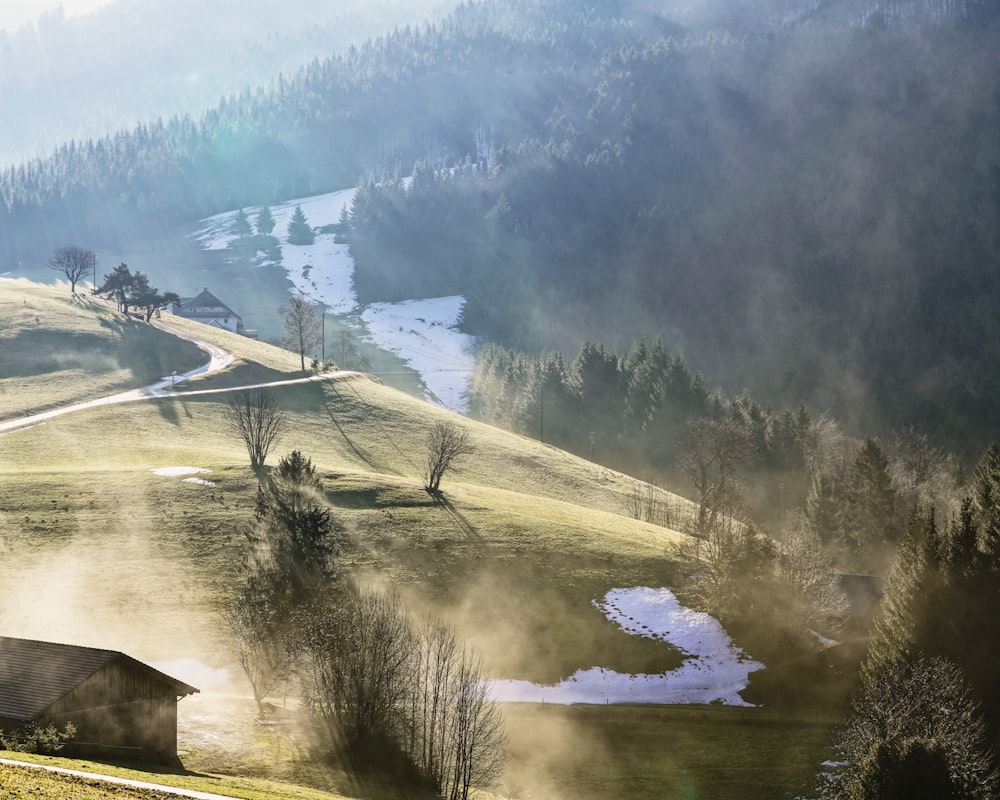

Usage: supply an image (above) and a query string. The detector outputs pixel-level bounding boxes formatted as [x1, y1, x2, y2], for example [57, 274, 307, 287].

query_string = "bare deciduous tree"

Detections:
[279, 295, 323, 372]
[424, 421, 474, 493]
[302, 586, 416, 747]
[406, 617, 459, 787]
[674, 489, 775, 621]
[223, 570, 292, 716]
[679, 418, 749, 539]
[223, 388, 287, 471]
[622, 479, 692, 531]
[777, 511, 849, 632]
[442, 647, 506, 800]
[280, 582, 507, 798]
[48, 245, 95, 294]
[401, 616, 507, 800]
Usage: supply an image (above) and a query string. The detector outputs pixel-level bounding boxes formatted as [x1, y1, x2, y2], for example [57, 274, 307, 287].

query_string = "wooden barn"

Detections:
[0, 637, 198, 762]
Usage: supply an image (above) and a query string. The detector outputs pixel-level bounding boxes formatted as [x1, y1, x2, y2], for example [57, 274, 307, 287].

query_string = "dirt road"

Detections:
[0, 319, 341, 435]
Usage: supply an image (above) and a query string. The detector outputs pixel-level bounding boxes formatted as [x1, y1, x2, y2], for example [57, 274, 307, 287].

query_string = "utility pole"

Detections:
[539, 383, 544, 444]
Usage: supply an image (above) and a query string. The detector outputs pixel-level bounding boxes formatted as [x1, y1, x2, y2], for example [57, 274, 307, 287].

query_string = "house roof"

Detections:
[0, 637, 198, 721]
[175, 288, 238, 318]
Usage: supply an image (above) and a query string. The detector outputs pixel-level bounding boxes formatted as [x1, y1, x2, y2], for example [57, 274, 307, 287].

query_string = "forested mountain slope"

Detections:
[2, 0, 998, 456]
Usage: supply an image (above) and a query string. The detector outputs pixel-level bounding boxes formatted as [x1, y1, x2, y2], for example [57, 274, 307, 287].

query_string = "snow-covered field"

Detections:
[362, 297, 475, 410]
[191, 189, 477, 411]
[490, 587, 764, 706]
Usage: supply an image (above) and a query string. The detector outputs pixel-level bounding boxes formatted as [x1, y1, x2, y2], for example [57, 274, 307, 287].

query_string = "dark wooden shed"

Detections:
[0, 636, 198, 762]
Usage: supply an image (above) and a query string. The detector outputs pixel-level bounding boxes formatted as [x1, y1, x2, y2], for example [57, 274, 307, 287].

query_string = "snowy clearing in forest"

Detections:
[361, 297, 476, 411]
[490, 587, 764, 706]
[192, 188, 477, 410]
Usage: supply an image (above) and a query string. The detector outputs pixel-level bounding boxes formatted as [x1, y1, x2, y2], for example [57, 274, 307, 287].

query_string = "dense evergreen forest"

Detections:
[2, 0, 999, 457]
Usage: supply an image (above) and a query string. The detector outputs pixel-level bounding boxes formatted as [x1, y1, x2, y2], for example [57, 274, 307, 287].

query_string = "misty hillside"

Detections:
[2, 0, 999, 459]
[0, 0, 446, 166]
[8, 279, 1000, 800]
[4, 282, 802, 799]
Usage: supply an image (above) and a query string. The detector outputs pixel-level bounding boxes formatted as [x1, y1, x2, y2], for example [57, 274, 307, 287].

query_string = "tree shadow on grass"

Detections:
[325, 735, 441, 800]
[95, 313, 204, 384]
[429, 490, 485, 545]
[321, 383, 384, 473]
[153, 397, 181, 426]
[84, 754, 218, 781]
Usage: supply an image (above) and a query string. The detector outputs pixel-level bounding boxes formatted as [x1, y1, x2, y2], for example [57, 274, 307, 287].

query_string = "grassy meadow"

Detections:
[0, 278, 206, 420]
[0, 755, 353, 800]
[0, 280, 840, 799]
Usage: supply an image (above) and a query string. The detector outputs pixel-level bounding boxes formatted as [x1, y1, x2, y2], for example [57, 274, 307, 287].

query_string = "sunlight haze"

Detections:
[0, 0, 115, 32]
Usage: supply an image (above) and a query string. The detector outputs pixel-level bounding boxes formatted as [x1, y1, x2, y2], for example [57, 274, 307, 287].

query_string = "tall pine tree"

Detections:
[286, 204, 314, 245]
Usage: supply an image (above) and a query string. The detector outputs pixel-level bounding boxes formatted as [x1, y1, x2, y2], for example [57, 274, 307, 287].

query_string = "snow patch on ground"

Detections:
[281, 237, 357, 315]
[152, 467, 211, 478]
[183, 478, 217, 487]
[361, 297, 477, 412]
[490, 587, 764, 706]
[192, 189, 358, 314]
[192, 188, 477, 411]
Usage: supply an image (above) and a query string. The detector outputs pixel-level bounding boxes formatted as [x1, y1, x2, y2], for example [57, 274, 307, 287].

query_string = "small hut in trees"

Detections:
[0, 637, 198, 762]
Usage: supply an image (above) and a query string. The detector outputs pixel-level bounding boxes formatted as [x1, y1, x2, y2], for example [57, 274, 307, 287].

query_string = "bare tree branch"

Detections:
[223, 388, 288, 471]
[424, 421, 474, 493]
[48, 246, 95, 294]
[279, 295, 323, 372]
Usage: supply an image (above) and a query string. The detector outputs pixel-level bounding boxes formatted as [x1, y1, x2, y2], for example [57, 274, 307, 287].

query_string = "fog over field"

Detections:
[2, 0, 1000, 797]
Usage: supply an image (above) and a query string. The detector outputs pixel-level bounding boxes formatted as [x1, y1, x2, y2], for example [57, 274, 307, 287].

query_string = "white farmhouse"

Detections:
[170, 288, 255, 337]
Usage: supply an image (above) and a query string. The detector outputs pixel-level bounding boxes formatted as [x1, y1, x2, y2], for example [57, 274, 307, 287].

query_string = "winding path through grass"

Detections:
[0, 319, 342, 435]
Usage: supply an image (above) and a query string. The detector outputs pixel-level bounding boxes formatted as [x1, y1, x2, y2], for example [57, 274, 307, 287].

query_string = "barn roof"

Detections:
[0, 637, 198, 721]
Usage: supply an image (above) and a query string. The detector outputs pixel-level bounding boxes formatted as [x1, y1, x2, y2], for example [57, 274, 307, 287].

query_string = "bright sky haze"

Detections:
[0, 0, 115, 32]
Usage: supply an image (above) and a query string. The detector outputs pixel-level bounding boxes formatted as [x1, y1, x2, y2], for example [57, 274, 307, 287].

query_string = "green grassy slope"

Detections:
[0, 280, 837, 800]
[0, 757, 352, 800]
[0, 279, 207, 420]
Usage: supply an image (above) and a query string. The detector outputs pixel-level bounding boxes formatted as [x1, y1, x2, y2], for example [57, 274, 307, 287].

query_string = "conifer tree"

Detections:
[256, 205, 276, 236]
[971, 442, 1000, 559]
[843, 437, 898, 553]
[287, 204, 315, 245]
[251, 450, 336, 603]
[230, 207, 253, 238]
[837, 657, 996, 800]
[864, 508, 941, 673]
[97, 262, 135, 315]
